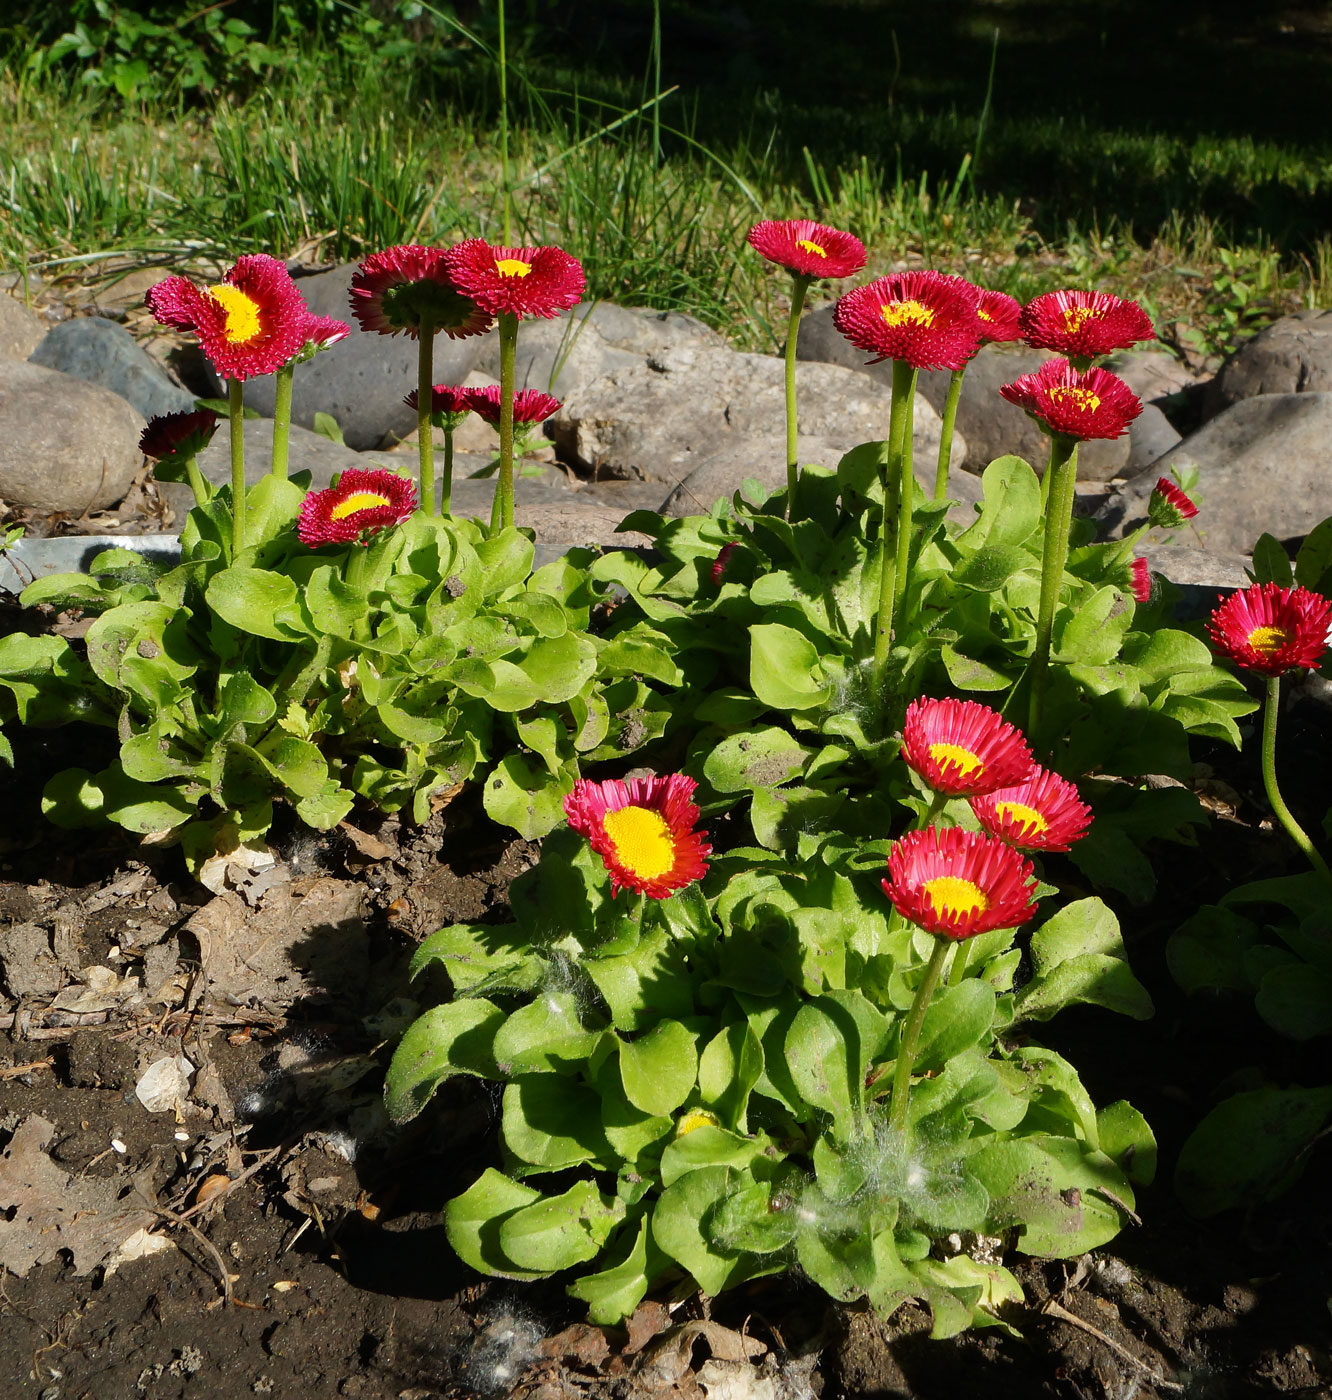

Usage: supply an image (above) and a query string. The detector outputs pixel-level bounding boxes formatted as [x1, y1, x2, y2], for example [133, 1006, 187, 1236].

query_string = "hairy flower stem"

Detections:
[889, 936, 951, 1135]
[783, 273, 812, 520]
[874, 360, 917, 669]
[417, 314, 436, 517]
[271, 365, 294, 481]
[182, 455, 208, 507]
[441, 425, 455, 517]
[947, 940, 972, 986]
[228, 378, 245, 556]
[493, 312, 520, 533]
[934, 367, 965, 502]
[1028, 436, 1079, 736]
[1262, 675, 1332, 887]
[891, 370, 919, 623]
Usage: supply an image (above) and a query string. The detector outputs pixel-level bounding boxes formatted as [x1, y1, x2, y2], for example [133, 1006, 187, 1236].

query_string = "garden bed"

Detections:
[1, 727, 1328, 1400]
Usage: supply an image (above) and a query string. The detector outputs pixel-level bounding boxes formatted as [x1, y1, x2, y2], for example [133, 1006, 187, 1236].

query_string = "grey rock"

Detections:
[513, 500, 653, 553]
[1103, 347, 1198, 405]
[0, 922, 60, 999]
[0, 360, 144, 513]
[0, 293, 46, 361]
[660, 433, 982, 524]
[551, 344, 964, 486]
[1137, 542, 1251, 621]
[1098, 391, 1332, 555]
[1208, 309, 1332, 416]
[1124, 403, 1182, 478]
[797, 305, 1127, 479]
[203, 263, 483, 451]
[29, 316, 194, 421]
[473, 302, 725, 400]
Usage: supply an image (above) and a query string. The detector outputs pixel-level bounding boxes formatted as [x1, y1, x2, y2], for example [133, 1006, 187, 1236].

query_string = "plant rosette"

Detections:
[387, 795, 1156, 1334]
[0, 474, 685, 868]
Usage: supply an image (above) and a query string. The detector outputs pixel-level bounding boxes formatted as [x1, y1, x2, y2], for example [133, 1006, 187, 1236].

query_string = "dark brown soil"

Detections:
[2, 735, 1331, 1400]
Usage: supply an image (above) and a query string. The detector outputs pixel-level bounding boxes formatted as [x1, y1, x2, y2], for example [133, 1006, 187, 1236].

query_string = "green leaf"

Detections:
[697, 1023, 764, 1133]
[498, 1180, 625, 1274]
[493, 993, 600, 1074]
[1053, 587, 1132, 666]
[206, 566, 304, 641]
[1250, 532, 1293, 587]
[483, 754, 574, 839]
[940, 644, 1013, 693]
[703, 727, 812, 794]
[749, 623, 834, 712]
[1096, 1101, 1157, 1186]
[785, 997, 862, 1135]
[584, 925, 697, 1032]
[707, 1180, 798, 1255]
[955, 456, 1041, 549]
[913, 979, 997, 1071]
[409, 922, 542, 996]
[1174, 1087, 1332, 1217]
[1295, 516, 1332, 591]
[950, 544, 1033, 593]
[383, 999, 504, 1122]
[523, 632, 598, 703]
[444, 1169, 549, 1280]
[1015, 898, 1153, 1022]
[1167, 906, 1261, 995]
[970, 1135, 1136, 1257]
[1255, 965, 1332, 1040]
[618, 1020, 698, 1117]
[501, 1075, 612, 1171]
[475, 527, 534, 594]
[566, 1214, 653, 1325]
[311, 410, 345, 445]
[652, 1166, 750, 1296]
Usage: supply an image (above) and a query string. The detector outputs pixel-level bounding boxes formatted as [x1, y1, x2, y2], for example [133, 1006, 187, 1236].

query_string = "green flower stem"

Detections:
[947, 939, 972, 986]
[1027, 435, 1080, 736]
[346, 543, 371, 643]
[1262, 674, 1332, 887]
[494, 311, 520, 532]
[874, 359, 917, 668]
[889, 935, 951, 1135]
[228, 378, 245, 556]
[441, 424, 455, 517]
[417, 314, 436, 517]
[271, 364, 294, 481]
[182, 454, 208, 507]
[783, 273, 812, 521]
[933, 367, 965, 502]
[891, 369, 919, 623]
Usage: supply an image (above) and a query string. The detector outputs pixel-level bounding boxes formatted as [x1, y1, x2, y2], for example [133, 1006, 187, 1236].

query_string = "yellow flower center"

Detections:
[208, 284, 263, 344]
[993, 800, 1049, 834]
[978, 307, 993, 321]
[882, 298, 936, 328]
[923, 876, 990, 919]
[1048, 385, 1102, 413]
[602, 805, 676, 879]
[1248, 625, 1291, 655]
[796, 239, 827, 258]
[494, 258, 532, 278]
[1062, 306, 1101, 333]
[928, 741, 983, 778]
[330, 491, 391, 520]
[676, 1109, 720, 1137]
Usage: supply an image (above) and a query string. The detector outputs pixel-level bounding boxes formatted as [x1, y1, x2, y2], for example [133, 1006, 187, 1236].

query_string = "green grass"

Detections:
[2, 4, 1330, 360]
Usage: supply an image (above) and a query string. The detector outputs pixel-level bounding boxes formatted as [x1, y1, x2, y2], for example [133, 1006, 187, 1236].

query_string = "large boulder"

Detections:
[796, 305, 1131, 480]
[29, 316, 195, 422]
[473, 302, 725, 400]
[1097, 391, 1332, 554]
[0, 360, 144, 513]
[1207, 309, 1332, 416]
[551, 344, 965, 487]
[202, 263, 483, 451]
[0, 294, 46, 362]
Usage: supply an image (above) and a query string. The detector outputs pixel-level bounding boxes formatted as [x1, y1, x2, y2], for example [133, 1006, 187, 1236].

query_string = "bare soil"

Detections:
[1, 712, 1330, 1400]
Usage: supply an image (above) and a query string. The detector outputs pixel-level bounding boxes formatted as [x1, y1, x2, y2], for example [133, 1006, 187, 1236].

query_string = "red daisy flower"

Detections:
[1021, 289, 1156, 360]
[349, 245, 492, 340]
[404, 384, 474, 419]
[970, 767, 1092, 853]
[746, 219, 867, 281]
[564, 774, 711, 899]
[711, 542, 740, 586]
[146, 254, 310, 381]
[901, 697, 1035, 797]
[975, 287, 1023, 344]
[1148, 477, 1199, 529]
[882, 826, 1038, 940]
[832, 270, 982, 372]
[139, 408, 220, 461]
[1130, 556, 1153, 603]
[297, 468, 417, 547]
[443, 239, 586, 321]
[464, 385, 562, 426]
[998, 358, 1142, 442]
[1207, 582, 1332, 677]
